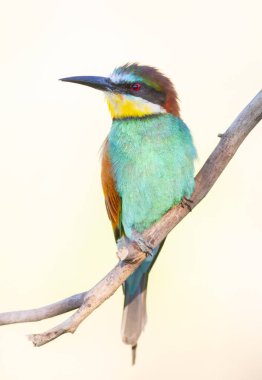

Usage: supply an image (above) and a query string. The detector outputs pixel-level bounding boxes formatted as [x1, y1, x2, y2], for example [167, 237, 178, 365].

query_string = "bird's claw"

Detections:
[180, 196, 193, 211]
[116, 234, 153, 261]
[132, 233, 154, 257]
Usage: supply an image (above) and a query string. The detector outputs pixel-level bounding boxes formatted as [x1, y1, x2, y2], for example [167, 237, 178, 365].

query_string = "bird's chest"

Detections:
[108, 118, 172, 193]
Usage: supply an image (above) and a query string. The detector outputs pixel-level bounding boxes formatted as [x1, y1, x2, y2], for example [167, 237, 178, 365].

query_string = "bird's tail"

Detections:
[121, 240, 165, 364]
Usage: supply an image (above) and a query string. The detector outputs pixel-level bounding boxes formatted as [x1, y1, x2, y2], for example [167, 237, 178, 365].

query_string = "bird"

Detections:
[61, 63, 197, 364]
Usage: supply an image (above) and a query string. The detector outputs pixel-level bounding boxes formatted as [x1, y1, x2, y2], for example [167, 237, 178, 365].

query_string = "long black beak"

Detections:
[60, 76, 115, 92]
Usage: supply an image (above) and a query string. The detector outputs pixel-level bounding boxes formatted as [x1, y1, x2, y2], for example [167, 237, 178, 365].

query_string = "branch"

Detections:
[0, 90, 261, 347]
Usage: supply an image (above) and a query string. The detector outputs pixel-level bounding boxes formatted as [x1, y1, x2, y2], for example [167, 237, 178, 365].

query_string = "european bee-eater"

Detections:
[61, 63, 196, 364]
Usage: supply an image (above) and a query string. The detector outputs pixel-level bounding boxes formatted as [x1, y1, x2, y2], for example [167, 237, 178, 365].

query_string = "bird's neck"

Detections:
[105, 93, 166, 119]
[109, 114, 178, 153]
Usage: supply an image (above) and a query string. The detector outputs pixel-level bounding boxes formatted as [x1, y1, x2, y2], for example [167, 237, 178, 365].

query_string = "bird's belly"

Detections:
[114, 151, 193, 237]
[120, 162, 177, 236]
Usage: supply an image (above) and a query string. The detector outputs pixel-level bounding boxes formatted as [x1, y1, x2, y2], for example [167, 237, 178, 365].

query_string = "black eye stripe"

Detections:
[115, 82, 166, 106]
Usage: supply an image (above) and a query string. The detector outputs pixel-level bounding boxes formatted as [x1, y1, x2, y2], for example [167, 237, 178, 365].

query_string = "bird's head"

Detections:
[61, 63, 180, 119]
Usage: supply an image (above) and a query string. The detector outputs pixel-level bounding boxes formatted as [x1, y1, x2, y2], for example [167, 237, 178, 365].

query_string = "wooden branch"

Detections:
[0, 90, 261, 347]
[0, 292, 86, 325]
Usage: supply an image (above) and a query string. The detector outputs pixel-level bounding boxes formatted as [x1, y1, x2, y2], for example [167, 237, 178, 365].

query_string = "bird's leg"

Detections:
[117, 232, 154, 261]
[117, 233, 153, 261]
[180, 196, 194, 211]
[131, 231, 154, 257]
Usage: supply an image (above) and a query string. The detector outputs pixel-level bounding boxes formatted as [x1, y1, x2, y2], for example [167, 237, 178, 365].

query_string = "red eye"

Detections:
[130, 83, 141, 92]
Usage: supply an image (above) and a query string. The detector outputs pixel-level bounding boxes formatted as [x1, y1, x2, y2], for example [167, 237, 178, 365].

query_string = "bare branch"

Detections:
[0, 292, 86, 325]
[29, 247, 145, 346]
[1, 90, 261, 347]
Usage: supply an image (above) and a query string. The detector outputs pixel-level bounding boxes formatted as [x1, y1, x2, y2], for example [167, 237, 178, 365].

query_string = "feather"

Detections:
[101, 138, 122, 239]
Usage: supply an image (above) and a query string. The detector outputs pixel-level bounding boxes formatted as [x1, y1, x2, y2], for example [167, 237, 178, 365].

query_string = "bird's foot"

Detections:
[131, 232, 154, 257]
[117, 233, 154, 260]
[180, 196, 193, 211]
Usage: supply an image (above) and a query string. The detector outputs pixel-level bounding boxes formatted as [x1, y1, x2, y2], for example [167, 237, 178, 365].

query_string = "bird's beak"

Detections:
[60, 76, 115, 92]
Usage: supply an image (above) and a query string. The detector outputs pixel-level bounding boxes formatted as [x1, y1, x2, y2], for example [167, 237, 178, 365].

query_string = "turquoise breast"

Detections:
[108, 114, 196, 238]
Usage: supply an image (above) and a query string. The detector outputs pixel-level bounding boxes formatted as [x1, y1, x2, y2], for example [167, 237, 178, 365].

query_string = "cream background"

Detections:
[0, 0, 261, 379]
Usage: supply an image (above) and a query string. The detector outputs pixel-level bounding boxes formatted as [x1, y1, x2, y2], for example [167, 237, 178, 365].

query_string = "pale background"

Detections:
[0, 0, 261, 379]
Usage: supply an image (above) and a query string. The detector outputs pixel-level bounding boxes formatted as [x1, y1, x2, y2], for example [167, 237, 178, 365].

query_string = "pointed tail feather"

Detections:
[121, 239, 166, 364]
[121, 273, 148, 347]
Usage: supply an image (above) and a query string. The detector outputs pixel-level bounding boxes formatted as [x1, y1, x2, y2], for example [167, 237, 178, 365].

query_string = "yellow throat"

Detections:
[105, 93, 166, 119]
